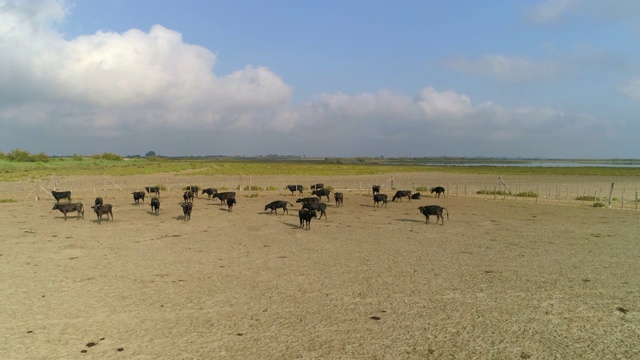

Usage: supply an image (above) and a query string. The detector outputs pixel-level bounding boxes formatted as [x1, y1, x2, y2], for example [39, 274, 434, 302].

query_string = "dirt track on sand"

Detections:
[1, 173, 639, 359]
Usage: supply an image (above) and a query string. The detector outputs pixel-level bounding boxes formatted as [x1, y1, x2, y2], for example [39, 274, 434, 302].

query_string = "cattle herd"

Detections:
[49, 184, 449, 230]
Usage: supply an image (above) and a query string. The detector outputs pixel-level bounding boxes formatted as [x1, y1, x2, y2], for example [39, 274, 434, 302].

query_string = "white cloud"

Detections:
[418, 87, 474, 118]
[618, 77, 640, 101]
[526, 0, 640, 23]
[444, 54, 559, 83]
[0, 0, 292, 131]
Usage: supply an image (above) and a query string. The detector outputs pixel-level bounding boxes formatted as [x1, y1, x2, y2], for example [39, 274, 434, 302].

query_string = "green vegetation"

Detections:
[576, 195, 600, 201]
[516, 191, 538, 198]
[593, 202, 606, 207]
[0, 198, 17, 203]
[476, 189, 510, 196]
[243, 185, 264, 191]
[415, 186, 430, 192]
[1, 148, 49, 163]
[1, 154, 640, 182]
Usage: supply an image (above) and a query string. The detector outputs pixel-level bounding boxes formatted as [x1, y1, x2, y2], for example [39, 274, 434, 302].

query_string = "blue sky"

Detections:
[1, 0, 639, 158]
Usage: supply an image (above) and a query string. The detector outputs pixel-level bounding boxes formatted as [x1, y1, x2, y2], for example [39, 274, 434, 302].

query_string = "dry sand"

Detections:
[1, 173, 639, 359]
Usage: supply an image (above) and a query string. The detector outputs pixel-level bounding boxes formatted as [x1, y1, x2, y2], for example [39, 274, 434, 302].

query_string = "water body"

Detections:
[425, 162, 640, 168]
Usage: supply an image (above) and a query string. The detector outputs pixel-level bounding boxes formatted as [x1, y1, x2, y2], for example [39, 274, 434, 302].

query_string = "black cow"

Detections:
[184, 186, 200, 198]
[264, 200, 293, 215]
[150, 197, 160, 215]
[392, 190, 412, 202]
[310, 183, 324, 190]
[334, 192, 344, 207]
[52, 202, 84, 220]
[411, 192, 421, 200]
[51, 190, 71, 203]
[431, 186, 446, 198]
[373, 194, 388, 207]
[145, 186, 160, 197]
[132, 191, 146, 204]
[201, 188, 218, 198]
[299, 208, 317, 230]
[94, 197, 103, 207]
[372, 185, 381, 195]
[311, 188, 331, 201]
[183, 190, 195, 203]
[91, 203, 113, 223]
[418, 205, 449, 225]
[180, 202, 193, 221]
[296, 197, 319, 205]
[226, 197, 236, 212]
[302, 201, 327, 220]
[213, 191, 236, 204]
[286, 184, 304, 196]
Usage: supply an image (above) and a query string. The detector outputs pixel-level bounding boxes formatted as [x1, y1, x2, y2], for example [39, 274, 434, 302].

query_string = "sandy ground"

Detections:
[1, 173, 639, 359]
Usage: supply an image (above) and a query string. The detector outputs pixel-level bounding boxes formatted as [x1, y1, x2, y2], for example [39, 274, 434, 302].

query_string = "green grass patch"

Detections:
[592, 202, 606, 207]
[415, 186, 430, 192]
[2, 157, 640, 182]
[0, 198, 17, 203]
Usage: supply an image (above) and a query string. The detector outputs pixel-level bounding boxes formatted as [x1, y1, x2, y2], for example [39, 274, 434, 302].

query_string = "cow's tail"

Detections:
[443, 207, 449, 221]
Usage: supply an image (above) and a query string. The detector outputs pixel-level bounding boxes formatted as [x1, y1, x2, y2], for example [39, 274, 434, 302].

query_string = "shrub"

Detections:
[415, 186, 430, 192]
[266, 186, 278, 191]
[477, 189, 509, 195]
[576, 195, 600, 201]
[72, 153, 84, 161]
[32, 152, 49, 163]
[101, 152, 122, 161]
[593, 202, 606, 207]
[516, 191, 538, 198]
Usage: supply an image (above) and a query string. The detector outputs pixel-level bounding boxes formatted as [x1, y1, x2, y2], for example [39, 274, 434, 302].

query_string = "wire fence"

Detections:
[1, 174, 639, 209]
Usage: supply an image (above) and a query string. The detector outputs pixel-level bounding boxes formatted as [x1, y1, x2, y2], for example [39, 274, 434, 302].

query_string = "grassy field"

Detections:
[2, 157, 640, 182]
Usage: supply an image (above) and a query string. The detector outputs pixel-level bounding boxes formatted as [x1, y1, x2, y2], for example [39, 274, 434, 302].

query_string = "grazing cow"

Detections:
[184, 185, 200, 198]
[372, 185, 381, 195]
[392, 190, 412, 202]
[310, 183, 324, 190]
[373, 194, 388, 207]
[213, 191, 236, 204]
[411, 192, 421, 200]
[94, 197, 103, 207]
[226, 197, 236, 212]
[91, 203, 113, 223]
[150, 197, 160, 215]
[51, 190, 71, 203]
[201, 188, 218, 198]
[334, 192, 344, 207]
[299, 208, 317, 230]
[180, 202, 193, 221]
[264, 200, 293, 215]
[52, 202, 84, 220]
[311, 188, 332, 201]
[183, 190, 195, 203]
[418, 205, 449, 225]
[145, 186, 160, 197]
[302, 201, 327, 220]
[431, 186, 446, 198]
[296, 197, 319, 205]
[286, 184, 304, 196]
[132, 191, 145, 204]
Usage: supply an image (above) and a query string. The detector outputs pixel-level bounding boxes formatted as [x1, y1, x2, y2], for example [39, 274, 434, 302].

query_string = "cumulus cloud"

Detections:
[0, 0, 292, 132]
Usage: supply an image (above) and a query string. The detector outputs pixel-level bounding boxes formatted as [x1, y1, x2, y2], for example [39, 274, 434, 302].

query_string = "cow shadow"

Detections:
[174, 215, 189, 221]
[396, 218, 423, 223]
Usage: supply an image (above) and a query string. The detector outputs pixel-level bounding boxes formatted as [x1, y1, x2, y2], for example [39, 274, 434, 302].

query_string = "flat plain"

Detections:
[1, 172, 639, 359]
